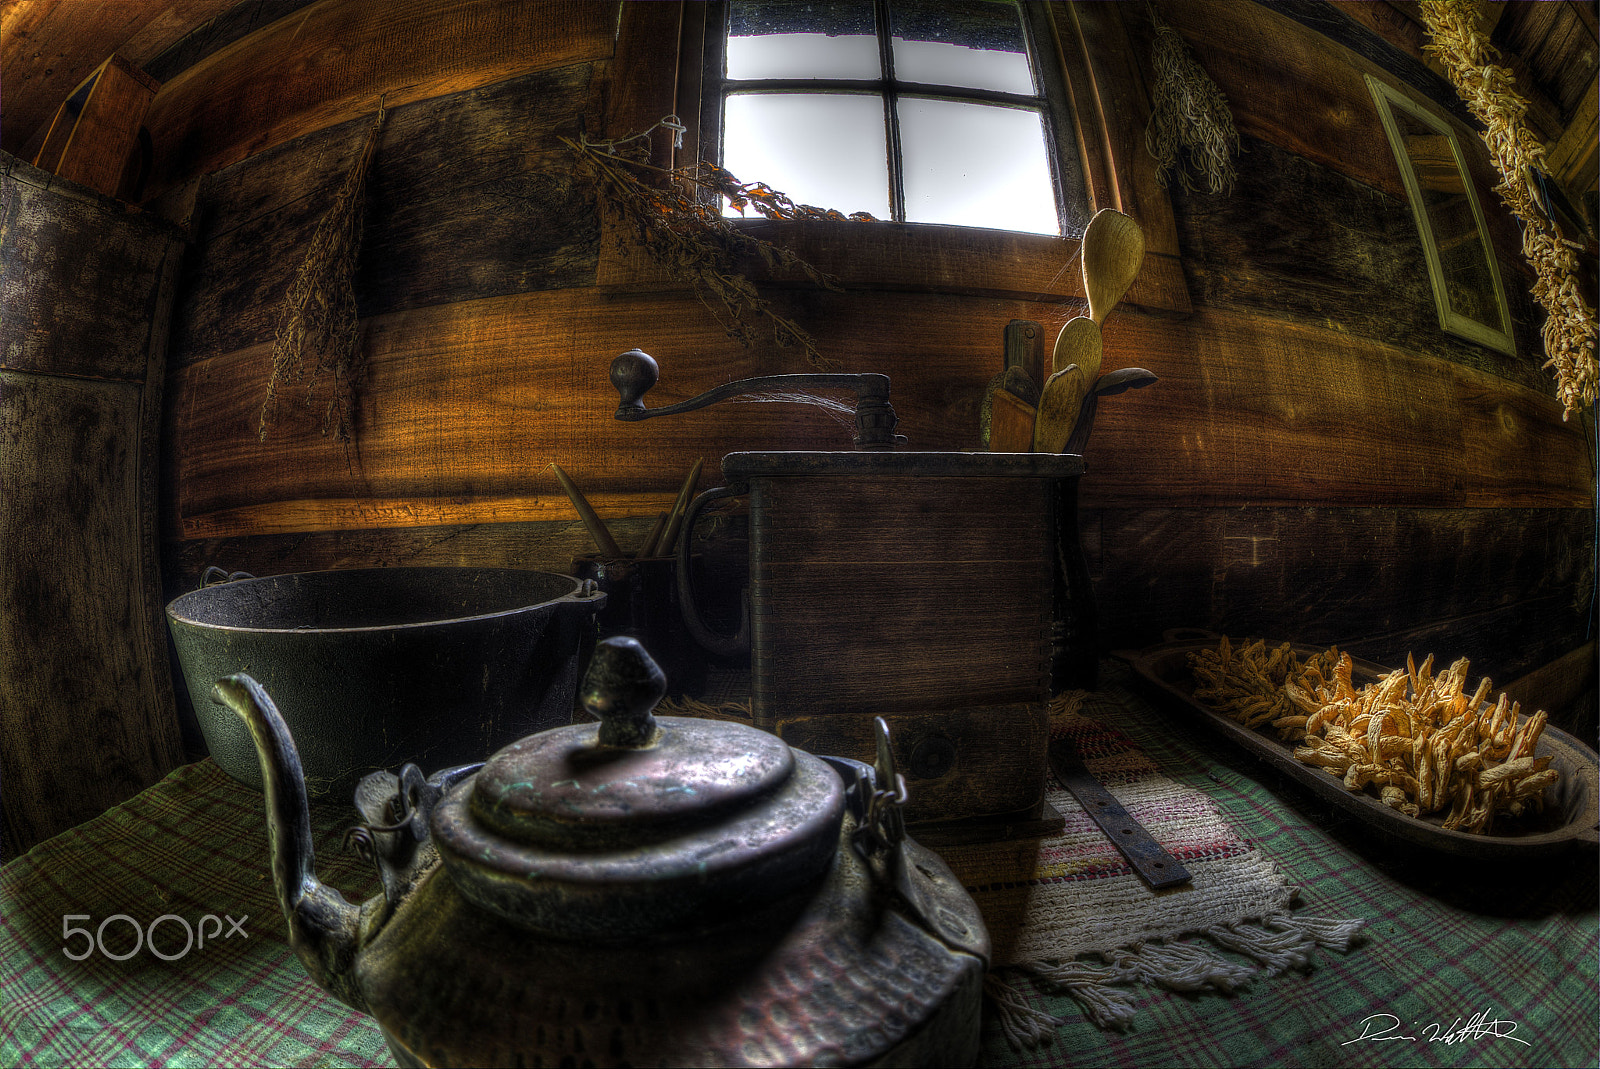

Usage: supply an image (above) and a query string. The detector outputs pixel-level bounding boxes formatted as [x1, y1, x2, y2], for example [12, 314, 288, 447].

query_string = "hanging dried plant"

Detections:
[1417, 0, 1598, 421]
[563, 119, 875, 369]
[1144, 5, 1240, 196]
[259, 97, 387, 444]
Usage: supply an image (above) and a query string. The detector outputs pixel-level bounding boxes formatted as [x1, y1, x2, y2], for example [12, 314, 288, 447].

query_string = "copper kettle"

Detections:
[218, 637, 990, 1067]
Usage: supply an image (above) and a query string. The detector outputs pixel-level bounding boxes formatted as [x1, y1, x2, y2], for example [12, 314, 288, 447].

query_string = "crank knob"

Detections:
[611, 349, 659, 418]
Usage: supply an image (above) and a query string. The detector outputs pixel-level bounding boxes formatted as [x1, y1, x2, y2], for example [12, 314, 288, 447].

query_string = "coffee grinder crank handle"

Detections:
[610, 348, 905, 656]
[609, 349, 903, 450]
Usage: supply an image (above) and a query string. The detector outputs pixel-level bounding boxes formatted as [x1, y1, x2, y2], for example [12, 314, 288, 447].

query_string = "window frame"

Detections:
[1365, 74, 1516, 357]
[698, 0, 1089, 236]
[601, 0, 1191, 315]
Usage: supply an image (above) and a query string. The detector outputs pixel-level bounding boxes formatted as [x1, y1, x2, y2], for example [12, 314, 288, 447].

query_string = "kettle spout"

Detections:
[214, 674, 367, 1011]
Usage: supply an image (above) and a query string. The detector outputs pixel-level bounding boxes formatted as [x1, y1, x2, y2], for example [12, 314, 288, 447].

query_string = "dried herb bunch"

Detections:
[564, 122, 875, 369]
[1418, 0, 1598, 420]
[259, 98, 387, 443]
[1144, 5, 1240, 196]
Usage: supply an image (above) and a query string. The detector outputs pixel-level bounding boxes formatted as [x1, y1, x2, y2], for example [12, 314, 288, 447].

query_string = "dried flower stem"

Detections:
[1144, 5, 1240, 196]
[1418, 0, 1598, 420]
[565, 125, 874, 369]
[260, 97, 387, 443]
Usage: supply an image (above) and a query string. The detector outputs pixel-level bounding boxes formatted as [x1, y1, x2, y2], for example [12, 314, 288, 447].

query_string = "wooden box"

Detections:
[718, 450, 1084, 830]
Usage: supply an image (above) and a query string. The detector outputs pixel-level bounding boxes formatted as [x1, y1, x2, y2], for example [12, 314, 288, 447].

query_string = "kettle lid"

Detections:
[431, 638, 844, 940]
[470, 711, 795, 852]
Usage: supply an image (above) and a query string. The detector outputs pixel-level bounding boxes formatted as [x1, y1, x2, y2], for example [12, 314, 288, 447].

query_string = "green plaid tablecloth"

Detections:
[3, 660, 1595, 1068]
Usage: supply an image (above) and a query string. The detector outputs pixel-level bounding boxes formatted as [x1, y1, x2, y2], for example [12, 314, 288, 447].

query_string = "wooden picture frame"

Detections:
[1366, 74, 1515, 356]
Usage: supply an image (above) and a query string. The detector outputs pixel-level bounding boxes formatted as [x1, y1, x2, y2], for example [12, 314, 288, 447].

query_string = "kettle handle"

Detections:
[675, 486, 750, 657]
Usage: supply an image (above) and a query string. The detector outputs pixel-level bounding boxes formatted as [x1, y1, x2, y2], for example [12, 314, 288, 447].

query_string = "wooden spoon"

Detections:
[1082, 208, 1146, 327]
[1050, 313, 1103, 379]
[1033, 364, 1090, 453]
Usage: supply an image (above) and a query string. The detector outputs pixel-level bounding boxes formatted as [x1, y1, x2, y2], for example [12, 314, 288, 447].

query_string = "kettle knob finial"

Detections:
[581, 636, 667, 748]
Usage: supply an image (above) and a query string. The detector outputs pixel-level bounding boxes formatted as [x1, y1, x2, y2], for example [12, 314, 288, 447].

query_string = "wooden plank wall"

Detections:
[1137, 1, 1591, 711]
[1, 154, 188, 857]
[146, 0, 1594, 746]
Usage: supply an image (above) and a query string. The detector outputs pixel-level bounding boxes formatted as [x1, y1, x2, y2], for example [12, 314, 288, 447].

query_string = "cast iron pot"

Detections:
[167, 567, 605, 797]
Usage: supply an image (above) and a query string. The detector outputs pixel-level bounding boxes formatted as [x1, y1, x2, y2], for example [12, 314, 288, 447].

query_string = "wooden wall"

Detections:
[141, 0, 1593, 748]
[1128, 1, 1593, 735]
[1, 155, 188, 856]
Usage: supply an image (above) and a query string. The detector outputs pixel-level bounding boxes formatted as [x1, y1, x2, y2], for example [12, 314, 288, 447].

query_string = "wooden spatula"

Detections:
[1038, 316, 1102, 451]
[988, 388, 1037, 452]
[980, 366, 1039, 448]
[1033, 364, 1089, 453]
[1062, 367, 1159, 457]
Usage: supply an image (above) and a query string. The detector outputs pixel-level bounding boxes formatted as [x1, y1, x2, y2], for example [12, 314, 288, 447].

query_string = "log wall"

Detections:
[140, 0, 1592, 750]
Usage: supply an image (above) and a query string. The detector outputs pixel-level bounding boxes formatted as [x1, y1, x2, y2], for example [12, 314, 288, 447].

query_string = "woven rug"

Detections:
[662, 682, 1369, 1047]
[936, 689, 1367, 1045]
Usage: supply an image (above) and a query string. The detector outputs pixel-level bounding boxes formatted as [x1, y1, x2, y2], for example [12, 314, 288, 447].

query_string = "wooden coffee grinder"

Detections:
[609, 349, 1087, 841]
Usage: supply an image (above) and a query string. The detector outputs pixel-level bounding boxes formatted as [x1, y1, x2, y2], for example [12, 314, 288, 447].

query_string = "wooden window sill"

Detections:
[598, 216, 1191, 314]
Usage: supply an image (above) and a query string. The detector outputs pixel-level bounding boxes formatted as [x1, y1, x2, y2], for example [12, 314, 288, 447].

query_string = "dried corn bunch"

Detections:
[1418, 0, 1598, 420]
[1189, 639, 1559, 835]
[1189, 637, 1347, 742]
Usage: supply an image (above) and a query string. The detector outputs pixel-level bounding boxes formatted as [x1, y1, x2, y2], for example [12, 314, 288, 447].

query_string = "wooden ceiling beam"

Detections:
[1353, 1, 1569, 145]
[1546, 72, 1598, 200]
[2, 0, 238, 160]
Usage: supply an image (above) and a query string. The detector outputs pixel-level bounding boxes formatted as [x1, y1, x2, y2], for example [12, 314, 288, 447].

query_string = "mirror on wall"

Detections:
[1366, 74, 1515, 356]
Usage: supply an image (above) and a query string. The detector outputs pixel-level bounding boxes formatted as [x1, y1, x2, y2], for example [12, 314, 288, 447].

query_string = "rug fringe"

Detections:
[1107, 938, 1255, 993]
[984, 972, 1072, 1047]
[1203, 918, 1315, 975]
[989, 911, 1368, 1046]
[1268, 912, 1368, 952]
[1020, 960, 1139, 1031]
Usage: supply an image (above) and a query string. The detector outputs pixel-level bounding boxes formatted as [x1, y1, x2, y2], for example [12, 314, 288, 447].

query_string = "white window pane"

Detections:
[898, 99, 1058, 234]
[722, 93, 891, 219]
[727, 1, 879, 80]
[890, 0, 1034, 95]
[727, 34, 880, 80]
[891, 39, 1034, 94]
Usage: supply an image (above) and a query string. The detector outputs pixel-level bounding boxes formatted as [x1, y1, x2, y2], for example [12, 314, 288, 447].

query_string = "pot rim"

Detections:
[166, 566, 601, 636]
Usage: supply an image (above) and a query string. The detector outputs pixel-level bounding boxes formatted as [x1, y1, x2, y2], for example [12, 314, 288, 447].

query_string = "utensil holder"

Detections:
[572, 554, 707, 695]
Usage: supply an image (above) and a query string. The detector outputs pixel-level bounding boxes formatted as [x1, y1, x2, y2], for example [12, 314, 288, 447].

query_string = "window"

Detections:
[701, 0, 1085, 236]
[1366, 75, 1515, 356]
